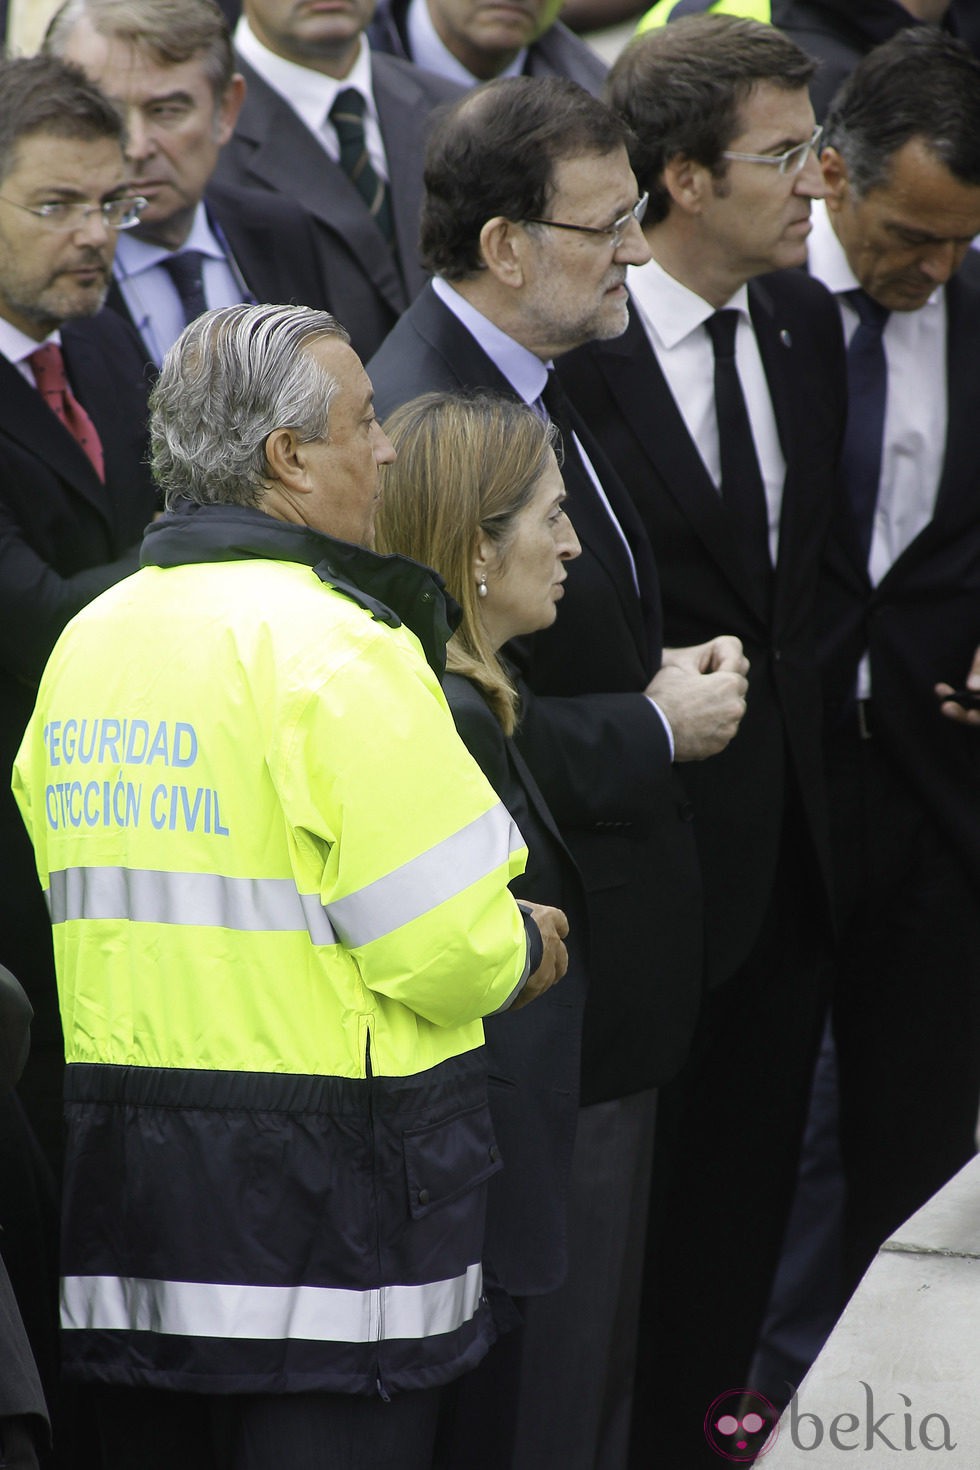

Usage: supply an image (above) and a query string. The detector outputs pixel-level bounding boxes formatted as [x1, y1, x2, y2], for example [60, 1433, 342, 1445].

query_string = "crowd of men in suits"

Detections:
[0, 0, 978, 1464]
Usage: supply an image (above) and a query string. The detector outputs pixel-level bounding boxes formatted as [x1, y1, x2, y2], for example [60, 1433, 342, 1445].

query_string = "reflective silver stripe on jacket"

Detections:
[327, 804, 525, 947]
[46, 801, 524, 949]
[46, 867, 337, 945]
[61, 1263, 484, 1343]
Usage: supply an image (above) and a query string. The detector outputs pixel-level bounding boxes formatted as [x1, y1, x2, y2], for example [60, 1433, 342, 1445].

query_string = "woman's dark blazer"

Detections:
[444, 674, 589, 1298]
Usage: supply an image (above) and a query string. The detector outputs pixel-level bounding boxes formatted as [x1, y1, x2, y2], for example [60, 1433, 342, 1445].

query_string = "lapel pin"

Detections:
[779, 329, 792, 348]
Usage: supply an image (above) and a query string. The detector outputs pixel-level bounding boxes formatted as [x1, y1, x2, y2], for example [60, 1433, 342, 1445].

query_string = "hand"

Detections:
[512, 903, 569, 1009]
[935, 644, 980, 728]
[647, 637, 749, 761]
[660, 636, 750, 678]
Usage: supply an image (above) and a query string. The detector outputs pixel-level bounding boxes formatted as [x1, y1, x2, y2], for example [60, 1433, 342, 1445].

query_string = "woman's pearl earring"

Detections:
[478, 574, 488, 599]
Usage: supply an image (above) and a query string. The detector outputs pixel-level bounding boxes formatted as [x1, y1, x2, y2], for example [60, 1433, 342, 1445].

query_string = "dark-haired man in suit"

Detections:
[0, 51, 157, 1366]
[46, 0, 334, 366]
[213, 0, 463, 362]
[811, 26, 980, 1291]
[369, 75, 749, 1470]
[557, 17, 845, 1462]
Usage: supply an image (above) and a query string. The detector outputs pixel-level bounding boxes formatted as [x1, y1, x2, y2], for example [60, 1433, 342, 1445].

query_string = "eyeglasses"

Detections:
[0, 195, 148, 231]
[524, 192, 649, 249]
[722, 125, 823, 178]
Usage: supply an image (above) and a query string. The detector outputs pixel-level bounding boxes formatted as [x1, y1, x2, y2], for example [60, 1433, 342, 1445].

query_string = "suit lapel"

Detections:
[372, 55, 437, 298]
[105, 278, 140, 338]
[507, 730, 569, 856]
[560, 406, 651, 651]
[0, 349, 109, 523]
[595, 308, 769, 624]
[232, 60, 407, 317]
[204, 203, 260, 301]
[908, 268, 980, 549]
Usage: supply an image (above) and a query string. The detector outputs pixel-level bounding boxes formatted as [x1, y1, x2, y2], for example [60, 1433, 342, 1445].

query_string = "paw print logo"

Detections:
[704, 1389, 779, 1462]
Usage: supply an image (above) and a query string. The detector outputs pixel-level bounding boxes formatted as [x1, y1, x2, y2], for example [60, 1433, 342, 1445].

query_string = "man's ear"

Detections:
[479, 215, 528, 289]
[661, 154, 710, 216]
[214, 73, 246, 147]
[264, 427, 312, 494]
[820, 146, 849, 214]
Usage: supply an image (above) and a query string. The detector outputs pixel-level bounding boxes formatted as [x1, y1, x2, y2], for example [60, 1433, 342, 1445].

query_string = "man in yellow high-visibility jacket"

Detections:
[12, 302, 568, 1469]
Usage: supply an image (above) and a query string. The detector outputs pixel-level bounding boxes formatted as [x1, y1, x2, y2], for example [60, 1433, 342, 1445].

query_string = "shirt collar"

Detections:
[234, 16, 378, 138]
[405, 0, 527, 86]
[627, 252, 750, 350]
[0, 316, 61, 367]
[807, 197, 944, 309]
[114, 201, 225, 279]
[432, 276, 549, 403]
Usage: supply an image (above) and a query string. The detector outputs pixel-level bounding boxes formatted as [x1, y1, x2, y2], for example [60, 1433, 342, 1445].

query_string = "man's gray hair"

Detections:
[150, 303, 350, 510]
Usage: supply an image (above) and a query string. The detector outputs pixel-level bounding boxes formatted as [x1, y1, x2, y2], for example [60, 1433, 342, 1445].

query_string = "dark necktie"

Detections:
[29, 342, 105, 482]
[329, 89, 394, 245]
[840, 287, 891, 563]
[540, 369, 576, 464]
[161, 249, 209, 327]
[705, 309, 772, 592]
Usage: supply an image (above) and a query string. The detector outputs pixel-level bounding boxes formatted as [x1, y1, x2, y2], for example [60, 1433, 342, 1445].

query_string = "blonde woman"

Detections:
[377, 391, 585, 1468]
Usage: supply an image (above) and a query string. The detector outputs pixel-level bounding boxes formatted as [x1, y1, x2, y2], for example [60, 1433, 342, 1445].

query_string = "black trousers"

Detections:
[630, 794, 831, 1469]
[828, 731, 980, 1293]
[92, 1384, 444, 1470]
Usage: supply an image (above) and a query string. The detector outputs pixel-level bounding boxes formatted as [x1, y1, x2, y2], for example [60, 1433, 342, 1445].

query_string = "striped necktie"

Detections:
[329, 89, 394, 245]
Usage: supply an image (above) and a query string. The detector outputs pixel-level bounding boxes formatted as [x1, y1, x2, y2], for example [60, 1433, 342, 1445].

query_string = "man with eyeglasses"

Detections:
[45, 0, 335, 369]
[557, 17, 846, 1465]
[369, 74, 750, 1470]
[0, 50, 160, 1452]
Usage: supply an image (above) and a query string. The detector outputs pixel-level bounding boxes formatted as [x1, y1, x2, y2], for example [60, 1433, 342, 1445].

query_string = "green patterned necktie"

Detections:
[329, 88, 394, 245]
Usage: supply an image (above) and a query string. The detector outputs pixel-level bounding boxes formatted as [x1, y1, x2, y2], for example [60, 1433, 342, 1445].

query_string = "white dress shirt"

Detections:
[234, 18, 389, 182]
[628, 253, 786, 566]
[432, 276, 675, 756]
[405, 0, 527, 86]
[807, 199, 947, 588]
[0, 318, 62, 386]
[808, 200, 947, 698]
[113, 203, 245, 366]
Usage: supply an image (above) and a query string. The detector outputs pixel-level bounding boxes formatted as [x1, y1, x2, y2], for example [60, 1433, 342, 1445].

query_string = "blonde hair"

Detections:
[377, 392, 558, 735]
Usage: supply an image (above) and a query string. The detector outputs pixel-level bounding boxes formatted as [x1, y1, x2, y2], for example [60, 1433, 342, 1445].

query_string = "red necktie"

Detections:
[28, 342, 105, 483]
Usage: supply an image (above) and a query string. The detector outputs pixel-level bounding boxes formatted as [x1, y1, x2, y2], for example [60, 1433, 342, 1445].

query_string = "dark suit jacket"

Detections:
[770, 0, 980, 120]
[105, 180, 334, 362]
[213, 52, 463, 361]
[369, 285, 703, 1102]
[817, 249, 980, 894]
[368, 0, 607, 96]
[560, 269, 846, 987]
[0, 310, 158, 1128]
[0, 969, 49, 1434]
[444, 675, 587, 1296]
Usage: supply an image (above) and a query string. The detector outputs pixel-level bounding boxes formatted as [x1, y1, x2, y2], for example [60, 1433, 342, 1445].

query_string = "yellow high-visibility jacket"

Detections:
[637, 0, 771, 34]
[13, 504, 533, 1396]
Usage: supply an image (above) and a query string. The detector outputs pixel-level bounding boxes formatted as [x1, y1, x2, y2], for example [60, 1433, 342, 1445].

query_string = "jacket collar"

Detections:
[141, 500, 460, 676]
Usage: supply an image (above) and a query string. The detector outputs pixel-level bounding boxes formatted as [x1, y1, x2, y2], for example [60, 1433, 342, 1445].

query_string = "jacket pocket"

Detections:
[403, 1101, 503, 1221]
